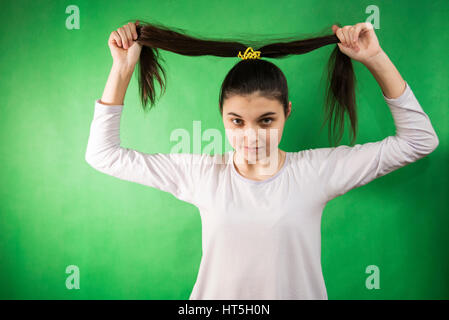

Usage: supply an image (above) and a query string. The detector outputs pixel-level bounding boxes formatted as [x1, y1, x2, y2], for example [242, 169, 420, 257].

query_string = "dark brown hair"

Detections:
[132, 19, 356, 146]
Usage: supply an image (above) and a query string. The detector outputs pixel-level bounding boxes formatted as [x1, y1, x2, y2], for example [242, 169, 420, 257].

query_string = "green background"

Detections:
[0, 0, 447, 299]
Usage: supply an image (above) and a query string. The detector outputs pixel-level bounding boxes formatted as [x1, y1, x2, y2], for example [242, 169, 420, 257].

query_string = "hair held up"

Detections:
[132, 19, 357, 146]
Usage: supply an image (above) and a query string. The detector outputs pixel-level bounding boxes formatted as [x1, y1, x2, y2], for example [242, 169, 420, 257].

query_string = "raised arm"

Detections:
[85, 21, 202, 206]
[332, 22, 406, 99]
[307, 80, 438, 201]
[100, 21, 142, 106]
[305, 23, 440, 202]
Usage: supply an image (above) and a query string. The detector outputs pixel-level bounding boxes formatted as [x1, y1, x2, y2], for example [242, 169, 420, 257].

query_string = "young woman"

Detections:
[85, 21, 439, 299]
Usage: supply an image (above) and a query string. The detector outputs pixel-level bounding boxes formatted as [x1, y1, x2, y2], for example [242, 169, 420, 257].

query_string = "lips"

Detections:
[244, 146, 263, 151]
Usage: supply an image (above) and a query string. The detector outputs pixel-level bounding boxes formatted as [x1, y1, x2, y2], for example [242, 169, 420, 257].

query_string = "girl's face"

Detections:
[222, 92, 291, 162]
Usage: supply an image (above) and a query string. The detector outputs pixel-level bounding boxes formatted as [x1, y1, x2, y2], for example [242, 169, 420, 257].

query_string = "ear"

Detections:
[286, 101, 292, 120]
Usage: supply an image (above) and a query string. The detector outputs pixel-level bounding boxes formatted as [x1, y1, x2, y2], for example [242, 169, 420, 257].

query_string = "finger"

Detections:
[122, 24, 133, 47]
[350, 28, 360, 51]
[348, 26, 358, 49]
[353, 24, 365, 51]
[352, 27, 362, 51]
[353, 23, 365, 43]
[360, 22, 375, 39]
[335, 28, 344, 45]
[331, 24, 339, 34]
[348, 26, 356, 47]
[365, 22, 376, 40]
[116, 27, 128, 49]
[362, 21, 374, 31]
[128, 22, 138, 40]
[337, 27, 348, 48]
[110, 30, 122, 47]
[342, 26, 353, 48]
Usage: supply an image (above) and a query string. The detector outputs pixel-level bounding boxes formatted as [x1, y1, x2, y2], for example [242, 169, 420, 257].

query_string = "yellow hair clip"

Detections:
[238, 47, 261, 60]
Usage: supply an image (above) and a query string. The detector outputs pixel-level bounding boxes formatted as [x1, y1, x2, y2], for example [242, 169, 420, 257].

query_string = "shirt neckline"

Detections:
[230, 150, 290, 185]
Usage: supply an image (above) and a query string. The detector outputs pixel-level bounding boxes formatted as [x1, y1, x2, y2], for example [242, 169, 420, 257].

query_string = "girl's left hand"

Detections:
[332, 22, 383, 65]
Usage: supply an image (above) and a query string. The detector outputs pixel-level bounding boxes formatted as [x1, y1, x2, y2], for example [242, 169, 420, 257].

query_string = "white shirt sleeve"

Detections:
[305, 81, 439, 202]
[85, 99, 200, 205]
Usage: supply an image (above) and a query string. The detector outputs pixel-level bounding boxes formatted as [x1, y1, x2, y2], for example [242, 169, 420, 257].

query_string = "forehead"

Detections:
[223, 93, 282, 116]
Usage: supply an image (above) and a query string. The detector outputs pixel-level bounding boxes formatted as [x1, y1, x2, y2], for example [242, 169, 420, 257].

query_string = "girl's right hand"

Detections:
[108, 20, 142, 69]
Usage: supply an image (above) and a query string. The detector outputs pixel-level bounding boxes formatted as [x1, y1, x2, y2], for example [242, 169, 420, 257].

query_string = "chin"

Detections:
[239, 146, 272, 159]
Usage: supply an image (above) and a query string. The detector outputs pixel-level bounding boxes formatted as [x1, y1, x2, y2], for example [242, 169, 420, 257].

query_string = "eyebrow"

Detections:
[227, 112, 277, 119]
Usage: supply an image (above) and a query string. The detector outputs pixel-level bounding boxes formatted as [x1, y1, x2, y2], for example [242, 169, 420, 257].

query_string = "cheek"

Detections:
[265, 128, 282, 144]
[225, 129, 243, 147]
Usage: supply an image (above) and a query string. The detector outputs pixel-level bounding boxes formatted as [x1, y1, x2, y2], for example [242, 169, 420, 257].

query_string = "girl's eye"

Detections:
[231, 118, 274, 126]
[261, 118, 273, 125]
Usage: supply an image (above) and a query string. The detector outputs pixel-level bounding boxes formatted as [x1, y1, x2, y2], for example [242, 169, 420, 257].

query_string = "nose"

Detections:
[243, 127, 262, 146]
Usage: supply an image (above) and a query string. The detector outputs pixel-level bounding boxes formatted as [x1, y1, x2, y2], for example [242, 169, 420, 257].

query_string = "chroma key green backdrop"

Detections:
[0, 0, 447, 299]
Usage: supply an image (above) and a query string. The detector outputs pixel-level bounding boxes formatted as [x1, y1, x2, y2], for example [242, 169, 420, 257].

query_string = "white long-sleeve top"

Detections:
[85, 81, 439, 299]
